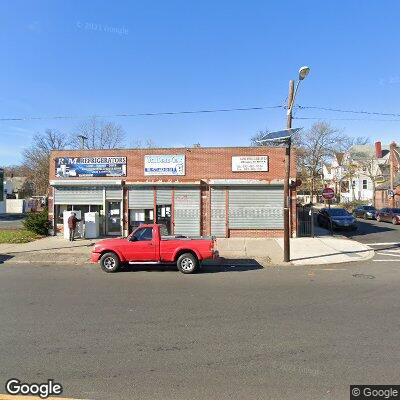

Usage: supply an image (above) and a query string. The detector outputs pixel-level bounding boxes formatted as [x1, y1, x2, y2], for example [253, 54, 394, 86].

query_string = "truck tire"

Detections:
[100, 252, 121, 273]
[177, 253, 198, 274]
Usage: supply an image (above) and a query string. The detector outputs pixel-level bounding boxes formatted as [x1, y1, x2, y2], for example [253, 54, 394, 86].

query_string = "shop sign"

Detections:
[144, 155, 185, 176]
[232, 156, 269, 172]
[55, 156, 127, 178]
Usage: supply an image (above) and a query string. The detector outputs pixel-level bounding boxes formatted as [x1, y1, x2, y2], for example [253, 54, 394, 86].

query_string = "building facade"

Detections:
[48, 147, 296, 238]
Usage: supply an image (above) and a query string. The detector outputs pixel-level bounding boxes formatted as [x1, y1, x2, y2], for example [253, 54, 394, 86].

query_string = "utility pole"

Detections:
[390, 142, 395, 207]
[283, 80, 295, 263]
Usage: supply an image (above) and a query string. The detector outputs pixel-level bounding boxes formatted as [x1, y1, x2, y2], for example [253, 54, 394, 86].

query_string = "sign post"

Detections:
[322, 187, 335, 208]
[0, 168, 3, 202]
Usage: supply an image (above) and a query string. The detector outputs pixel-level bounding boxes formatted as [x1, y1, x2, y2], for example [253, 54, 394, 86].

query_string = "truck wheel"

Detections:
[177, 253, 198, 274]
[100, 252, 120, 273]
[392, 218, 398, 225]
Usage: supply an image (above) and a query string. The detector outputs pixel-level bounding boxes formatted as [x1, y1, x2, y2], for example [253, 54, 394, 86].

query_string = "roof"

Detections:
[376, 173, 400, 190]
[334, 152, 344, 165]
[350, 144, 394, 160]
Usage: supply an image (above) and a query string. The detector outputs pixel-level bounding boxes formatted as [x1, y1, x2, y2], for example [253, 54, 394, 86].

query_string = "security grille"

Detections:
[128, 187, 154, 208]
[174, 188, 200, 236]
[211, 188, 226, 237]
[106, 187, 123, 200]
[54, 187, 103, 205]
[156, 188, 172, 204]
[228, 186, 283, 229]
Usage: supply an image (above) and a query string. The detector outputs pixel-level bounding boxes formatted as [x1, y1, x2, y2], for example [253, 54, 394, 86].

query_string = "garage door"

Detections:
[174, 188, 200, 236]
[228, 186, 283, 229]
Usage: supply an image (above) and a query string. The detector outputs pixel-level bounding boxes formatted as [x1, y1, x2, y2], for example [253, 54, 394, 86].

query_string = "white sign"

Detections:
[144, 155, 185, 176]
[232, 156, 269, 172]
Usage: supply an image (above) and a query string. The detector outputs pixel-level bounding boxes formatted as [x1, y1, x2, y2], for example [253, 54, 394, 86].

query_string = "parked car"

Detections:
[376, 208, 400, 225]
[317, 208, 357, 230]
[91, 223, 218, 274]
[353, 205, 377, 220]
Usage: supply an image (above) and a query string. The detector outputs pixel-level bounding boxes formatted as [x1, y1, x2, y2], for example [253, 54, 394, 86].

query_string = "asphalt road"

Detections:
[0, 213, 25, 230]
[0, 219, 399, 400]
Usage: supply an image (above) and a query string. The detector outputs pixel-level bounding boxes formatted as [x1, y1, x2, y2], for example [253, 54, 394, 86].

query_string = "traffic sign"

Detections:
[322, 187, 335, 200]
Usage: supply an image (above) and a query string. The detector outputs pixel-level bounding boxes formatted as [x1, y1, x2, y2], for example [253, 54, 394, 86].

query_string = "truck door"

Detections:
[126, 227, 156, 261]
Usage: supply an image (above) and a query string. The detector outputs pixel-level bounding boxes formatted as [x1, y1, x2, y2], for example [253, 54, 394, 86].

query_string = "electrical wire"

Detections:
[293, 117, 400, 122]
[296, 105, 400, 118]
[0, 105, 284, 122]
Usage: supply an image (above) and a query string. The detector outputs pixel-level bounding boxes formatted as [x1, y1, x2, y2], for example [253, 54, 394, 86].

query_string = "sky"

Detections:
[1, 0, 400, 165]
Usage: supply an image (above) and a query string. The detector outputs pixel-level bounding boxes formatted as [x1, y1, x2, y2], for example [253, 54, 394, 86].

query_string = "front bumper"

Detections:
[91, 252, 101, 263]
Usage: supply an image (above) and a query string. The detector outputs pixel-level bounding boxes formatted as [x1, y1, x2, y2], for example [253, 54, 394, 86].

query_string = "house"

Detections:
[323, 141, 399, 205]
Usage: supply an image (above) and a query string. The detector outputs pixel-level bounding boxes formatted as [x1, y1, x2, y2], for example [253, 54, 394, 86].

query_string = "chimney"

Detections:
[375, 141, 382, 158]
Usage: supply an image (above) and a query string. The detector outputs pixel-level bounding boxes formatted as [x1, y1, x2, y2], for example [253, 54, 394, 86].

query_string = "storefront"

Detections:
[49, 148, 296, 238]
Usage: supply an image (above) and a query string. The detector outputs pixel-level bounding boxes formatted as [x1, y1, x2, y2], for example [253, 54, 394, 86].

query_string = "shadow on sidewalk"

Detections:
[120, 258, 264, 274]
[291, 248, 372, 262]
[4, 243, 96, 254]
[0, 254, 14, 264]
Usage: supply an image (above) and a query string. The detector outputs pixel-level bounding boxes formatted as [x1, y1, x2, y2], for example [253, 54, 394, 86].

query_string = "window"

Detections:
[131, 227, 153, 241]
[129, 209, 154, 232]
[362, 180, 368, 190]
[56, 205, 103, 224]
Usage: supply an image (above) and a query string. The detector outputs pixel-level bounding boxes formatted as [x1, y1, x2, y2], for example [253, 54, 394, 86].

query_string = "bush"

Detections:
[23, 208, 51, 235]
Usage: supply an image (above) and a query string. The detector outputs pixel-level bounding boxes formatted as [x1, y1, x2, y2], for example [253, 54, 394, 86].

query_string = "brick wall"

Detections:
[50, 146, 296, 183]
[50, 146, 296, 238]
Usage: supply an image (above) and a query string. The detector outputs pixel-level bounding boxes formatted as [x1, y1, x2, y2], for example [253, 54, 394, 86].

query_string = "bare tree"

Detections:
[130, 138, 156, 148]
[296, 122, 349, 202]
[71, 117, 126, 149]
[23, 129, 68, 195]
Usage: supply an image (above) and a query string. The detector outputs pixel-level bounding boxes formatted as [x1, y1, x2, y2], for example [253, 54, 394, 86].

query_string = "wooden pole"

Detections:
[283, 80, 294, 263]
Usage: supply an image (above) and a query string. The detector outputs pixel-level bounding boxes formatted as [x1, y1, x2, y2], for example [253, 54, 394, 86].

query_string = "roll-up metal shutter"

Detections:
[54, 187, 103, 205]
[106, 187, 123, 200]
[174, 187, 200, 236]
[211, 188, 226, 237]
[156, 188, 172, 204]
[229, 186, 284, 229]
[128, 187, 154, 208]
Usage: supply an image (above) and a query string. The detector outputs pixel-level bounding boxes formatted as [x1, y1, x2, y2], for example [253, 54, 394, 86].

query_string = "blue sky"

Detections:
[1, 0, 399, 164]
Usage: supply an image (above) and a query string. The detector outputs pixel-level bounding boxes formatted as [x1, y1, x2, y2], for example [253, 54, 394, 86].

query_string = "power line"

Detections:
[294, 116, 400, 122]
[0, 105, 284, 122]
[296, 105, 400, 118]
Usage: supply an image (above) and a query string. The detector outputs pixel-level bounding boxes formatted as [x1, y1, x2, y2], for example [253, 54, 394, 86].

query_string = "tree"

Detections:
[22, 129, 68, 195]
[70, 117, 126, 149]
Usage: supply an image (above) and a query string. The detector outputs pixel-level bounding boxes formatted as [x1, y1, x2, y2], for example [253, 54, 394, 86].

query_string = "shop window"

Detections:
[56, 205, 72, 224]
[156, 205, 172, 235]
[56, 204, 103, 224]
[129, 209, 154, 232]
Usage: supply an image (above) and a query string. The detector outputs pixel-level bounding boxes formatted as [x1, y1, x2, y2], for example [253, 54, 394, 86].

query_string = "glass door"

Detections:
[156, 205, 172, 235]
[106, 201, 121, 235]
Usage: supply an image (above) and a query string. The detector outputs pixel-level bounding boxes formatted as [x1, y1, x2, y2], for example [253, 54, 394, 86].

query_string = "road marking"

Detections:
[376, 252, 400, 258]
[311, 268, 347, 271]
[373, 260, 400, 262]
[367, 242, 400, 246]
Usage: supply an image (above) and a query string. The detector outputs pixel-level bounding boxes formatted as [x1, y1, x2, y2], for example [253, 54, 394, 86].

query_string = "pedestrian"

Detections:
[67, 212, 81, 241]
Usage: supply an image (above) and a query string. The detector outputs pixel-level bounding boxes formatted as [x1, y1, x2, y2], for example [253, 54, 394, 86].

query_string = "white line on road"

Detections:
[367, 242, 400, 246]
[373, 260, 400, 262]
[376, 252, 400, 257]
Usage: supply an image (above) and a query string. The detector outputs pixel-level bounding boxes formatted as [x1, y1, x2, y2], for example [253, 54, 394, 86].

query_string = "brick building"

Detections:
[48, 146, 296, 238]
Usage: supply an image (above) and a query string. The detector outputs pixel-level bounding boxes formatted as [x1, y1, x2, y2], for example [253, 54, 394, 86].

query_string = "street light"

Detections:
[283, 66, 310, 262]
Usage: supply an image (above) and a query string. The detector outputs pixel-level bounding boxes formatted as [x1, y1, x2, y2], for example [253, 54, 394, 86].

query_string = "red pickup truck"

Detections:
[91, 224, 217, 274]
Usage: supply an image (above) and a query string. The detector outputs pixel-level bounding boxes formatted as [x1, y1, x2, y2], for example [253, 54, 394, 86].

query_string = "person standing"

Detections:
[67, 212, 81, 241]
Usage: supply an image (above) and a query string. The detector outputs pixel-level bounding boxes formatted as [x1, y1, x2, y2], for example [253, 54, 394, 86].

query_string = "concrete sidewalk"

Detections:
[0, 234, 374, 266]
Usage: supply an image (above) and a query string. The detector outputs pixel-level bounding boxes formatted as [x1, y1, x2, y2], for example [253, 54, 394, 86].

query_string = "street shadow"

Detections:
[0, 254, 14, 264]
[4, 243, 96, 254]
[290, 248, 373, 262]
[0, 213, 26, 221]
[340, 220, 396, 238]
[120, 258, 264, 274]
